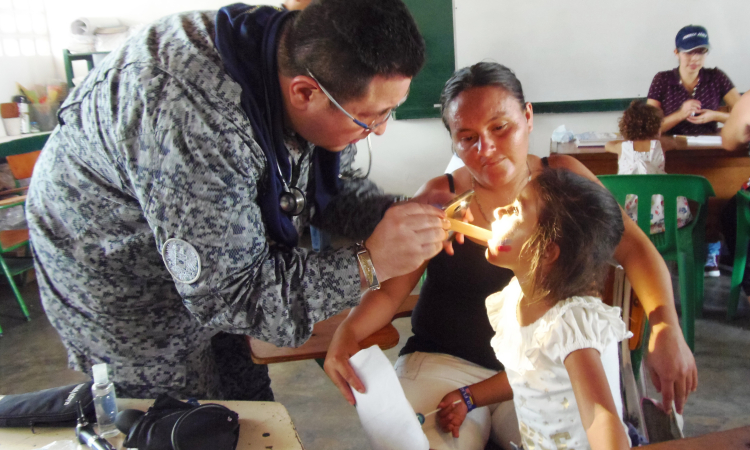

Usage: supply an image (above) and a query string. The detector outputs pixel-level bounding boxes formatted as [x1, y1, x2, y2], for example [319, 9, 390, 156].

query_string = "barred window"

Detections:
[0, 0, 50, 58]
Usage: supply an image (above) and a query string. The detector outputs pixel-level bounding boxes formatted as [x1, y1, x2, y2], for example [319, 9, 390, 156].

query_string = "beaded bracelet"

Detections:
[458, 386, 477, 412]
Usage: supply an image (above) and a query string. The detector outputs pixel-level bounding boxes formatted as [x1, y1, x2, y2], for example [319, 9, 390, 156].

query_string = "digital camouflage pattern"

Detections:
[26, 10, 395, 399]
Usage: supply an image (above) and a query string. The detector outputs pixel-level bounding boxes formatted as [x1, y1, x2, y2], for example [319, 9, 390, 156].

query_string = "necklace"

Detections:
[472, 160, 532, 223]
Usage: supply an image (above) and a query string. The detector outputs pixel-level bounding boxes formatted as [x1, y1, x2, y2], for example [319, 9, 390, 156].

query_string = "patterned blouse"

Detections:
[647, 67, 735, 135]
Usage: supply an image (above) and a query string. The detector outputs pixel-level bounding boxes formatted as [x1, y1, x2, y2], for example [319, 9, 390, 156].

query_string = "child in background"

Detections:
[436, 169, 631, 450]
[604, 100, 692, 235]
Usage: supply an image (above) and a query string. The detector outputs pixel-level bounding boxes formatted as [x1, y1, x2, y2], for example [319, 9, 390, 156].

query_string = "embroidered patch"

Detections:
[162, 238, 201, 284]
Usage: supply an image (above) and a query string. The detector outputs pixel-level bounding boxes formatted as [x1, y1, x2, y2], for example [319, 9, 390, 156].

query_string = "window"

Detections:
[0, 0, 50, 58]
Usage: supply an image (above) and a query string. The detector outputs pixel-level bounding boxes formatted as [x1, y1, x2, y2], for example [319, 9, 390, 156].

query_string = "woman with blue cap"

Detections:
[646, 25, 740, 136]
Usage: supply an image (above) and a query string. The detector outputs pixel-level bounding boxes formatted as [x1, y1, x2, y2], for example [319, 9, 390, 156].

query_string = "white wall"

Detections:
[8, 1, 743, 196]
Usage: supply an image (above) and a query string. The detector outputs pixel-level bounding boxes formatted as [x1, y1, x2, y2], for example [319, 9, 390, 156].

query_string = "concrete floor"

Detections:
[1, 265, 749, 449]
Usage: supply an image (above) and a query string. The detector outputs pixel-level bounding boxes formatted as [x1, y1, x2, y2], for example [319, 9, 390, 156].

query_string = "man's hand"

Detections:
[323, 326, 364, 406]
[366, 203, 448, 282]
[646, 322, 698, 414]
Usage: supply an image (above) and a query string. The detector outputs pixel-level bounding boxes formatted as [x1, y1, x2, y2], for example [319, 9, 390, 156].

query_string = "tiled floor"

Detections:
[1, 266, 749, 450]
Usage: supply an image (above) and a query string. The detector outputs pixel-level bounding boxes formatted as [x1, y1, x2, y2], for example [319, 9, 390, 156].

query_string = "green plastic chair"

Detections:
[728, 189, 750, 319]
[0, 133, 49, 335]
[599, 174, 715, 351]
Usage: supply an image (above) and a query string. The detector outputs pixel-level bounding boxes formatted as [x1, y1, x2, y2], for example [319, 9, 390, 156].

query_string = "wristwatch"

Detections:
[356, 241, 380, 290]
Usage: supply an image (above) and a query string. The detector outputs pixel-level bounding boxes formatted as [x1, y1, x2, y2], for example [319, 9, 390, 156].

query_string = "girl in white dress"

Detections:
[436, 169, 631, 450]
[604, 100, 692, 234]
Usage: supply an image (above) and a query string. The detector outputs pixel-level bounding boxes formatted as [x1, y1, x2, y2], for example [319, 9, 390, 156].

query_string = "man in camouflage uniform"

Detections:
[27, 0, 448, 400]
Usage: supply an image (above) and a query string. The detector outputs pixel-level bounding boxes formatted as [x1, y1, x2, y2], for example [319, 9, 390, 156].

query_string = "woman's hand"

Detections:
[323, 325, 365, 406]
[646, 322, 698, 414]
[436, 390, 469, 437]
[686, 109, 728, 124]
[678, 99, 702, 120]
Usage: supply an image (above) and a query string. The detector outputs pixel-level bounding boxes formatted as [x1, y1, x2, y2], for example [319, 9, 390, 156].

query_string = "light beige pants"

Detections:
[395, 352, 521, 450]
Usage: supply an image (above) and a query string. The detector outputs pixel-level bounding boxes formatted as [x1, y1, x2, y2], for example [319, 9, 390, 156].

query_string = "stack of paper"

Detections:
[684, 135, 722, 147]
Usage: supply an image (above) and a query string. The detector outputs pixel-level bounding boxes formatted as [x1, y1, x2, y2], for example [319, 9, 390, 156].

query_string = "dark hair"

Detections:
[279, 0, 425, 103]
[618, 100, 664, 141]
[524, 169, 624, 301]
[439, 62, 525, 131]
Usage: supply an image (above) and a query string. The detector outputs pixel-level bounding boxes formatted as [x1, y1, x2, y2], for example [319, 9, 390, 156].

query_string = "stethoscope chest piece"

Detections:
[279, 186, 306, 216]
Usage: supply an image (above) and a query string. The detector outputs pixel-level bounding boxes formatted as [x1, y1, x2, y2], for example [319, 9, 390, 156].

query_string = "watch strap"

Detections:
[356, 241, 380, 290]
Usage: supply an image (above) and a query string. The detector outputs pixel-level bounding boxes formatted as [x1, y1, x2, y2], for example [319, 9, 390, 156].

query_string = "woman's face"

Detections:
[675, 48, 708, 73]
[446, 86, 533, 188]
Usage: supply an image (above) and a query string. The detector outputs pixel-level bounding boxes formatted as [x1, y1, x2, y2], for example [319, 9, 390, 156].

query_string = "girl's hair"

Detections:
[524, 169, 625, 301]
[439, 62, 525, 131]
[618, 100, 664, 141]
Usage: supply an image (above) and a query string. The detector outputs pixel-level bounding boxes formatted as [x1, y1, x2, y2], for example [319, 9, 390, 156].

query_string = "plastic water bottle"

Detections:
[92, 363, 119, 438]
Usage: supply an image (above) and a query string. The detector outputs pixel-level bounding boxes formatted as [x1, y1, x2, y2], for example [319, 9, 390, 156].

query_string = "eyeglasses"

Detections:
[306, 69, 403, 132]
[680, 47, 709, 56]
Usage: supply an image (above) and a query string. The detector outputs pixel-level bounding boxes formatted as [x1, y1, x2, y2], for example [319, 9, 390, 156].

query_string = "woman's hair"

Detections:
[439, 62, 525, 131]
[523, 169, 625, 301]
[618, 100, 664, 141]
[279, 0, 425, 103]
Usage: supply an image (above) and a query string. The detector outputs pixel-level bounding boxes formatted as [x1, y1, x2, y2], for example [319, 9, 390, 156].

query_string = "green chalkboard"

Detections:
[394, 0, 455, 120]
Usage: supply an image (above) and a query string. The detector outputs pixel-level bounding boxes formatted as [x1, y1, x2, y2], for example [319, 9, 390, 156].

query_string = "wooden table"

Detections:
[0, 398, 304, 450]
[642, 425, 750, 449]
[556, 137, 750, 232]
[248, 295, 419, 365]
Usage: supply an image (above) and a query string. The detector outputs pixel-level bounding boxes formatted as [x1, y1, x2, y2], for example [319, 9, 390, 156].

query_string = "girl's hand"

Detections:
[323, 326, 364, 405]
[679, 99, 701, 119]
[436, 390, 469, 437]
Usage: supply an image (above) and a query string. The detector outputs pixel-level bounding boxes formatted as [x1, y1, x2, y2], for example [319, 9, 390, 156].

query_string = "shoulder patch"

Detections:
[162, 238, 202, 284]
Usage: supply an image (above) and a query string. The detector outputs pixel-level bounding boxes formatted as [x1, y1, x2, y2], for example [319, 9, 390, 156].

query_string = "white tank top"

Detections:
[617, 140, 665, 175]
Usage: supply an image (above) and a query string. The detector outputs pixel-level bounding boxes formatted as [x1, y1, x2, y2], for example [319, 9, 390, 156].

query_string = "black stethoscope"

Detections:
[276, 134, 373, 216]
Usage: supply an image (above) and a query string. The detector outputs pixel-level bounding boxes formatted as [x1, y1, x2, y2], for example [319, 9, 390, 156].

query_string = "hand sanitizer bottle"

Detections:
[92, 363, 119, 438]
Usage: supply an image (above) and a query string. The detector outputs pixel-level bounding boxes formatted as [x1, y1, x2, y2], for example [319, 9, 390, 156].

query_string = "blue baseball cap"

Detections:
[675, 25, 710, 51]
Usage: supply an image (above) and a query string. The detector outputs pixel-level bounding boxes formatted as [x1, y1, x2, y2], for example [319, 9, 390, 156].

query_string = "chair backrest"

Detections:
[598, 174, 715, 258]
[6, 150, 41, 180]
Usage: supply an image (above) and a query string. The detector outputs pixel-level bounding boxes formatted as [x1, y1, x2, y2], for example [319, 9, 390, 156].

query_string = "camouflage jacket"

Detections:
[26, 10, 394, 395]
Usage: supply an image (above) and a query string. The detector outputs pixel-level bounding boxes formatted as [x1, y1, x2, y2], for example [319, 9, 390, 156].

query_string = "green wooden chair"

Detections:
[599, 174, 715, 351]
[728, 189, 750, 319]
[0, 132, 49, 335]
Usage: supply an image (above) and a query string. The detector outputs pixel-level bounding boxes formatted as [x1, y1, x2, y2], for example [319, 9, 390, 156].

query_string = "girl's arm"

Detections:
[436, 372, 514, 438]
[549, 154, 697, 414]
[604, 140, 622, 156]
[722, 91, 750, 151]
[566, 348, 630, 450]
[324, 266, 424, 405]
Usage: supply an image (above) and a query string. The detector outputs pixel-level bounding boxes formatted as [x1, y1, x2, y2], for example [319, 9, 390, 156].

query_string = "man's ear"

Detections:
[287, 75, 321, 111]
[542, 242, 560, 267]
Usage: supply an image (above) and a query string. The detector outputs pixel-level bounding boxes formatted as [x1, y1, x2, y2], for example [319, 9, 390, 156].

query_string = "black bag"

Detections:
[0, 382, 96, 428]
[119, 394, 240, 450]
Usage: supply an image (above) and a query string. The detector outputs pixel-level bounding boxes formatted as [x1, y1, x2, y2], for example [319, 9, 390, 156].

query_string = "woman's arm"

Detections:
[686, 88, 741, 126]
[566, 348, 631, 450]
[436, 372, 514, 438]
[549, 154, 697, 414]
[647, 98, 701, 133]
[324, 267, 424, 405]
[722, 91, 750, 151]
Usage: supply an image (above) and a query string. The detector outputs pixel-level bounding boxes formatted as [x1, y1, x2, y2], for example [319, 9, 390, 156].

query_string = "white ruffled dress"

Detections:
[486, 278, 632, 450]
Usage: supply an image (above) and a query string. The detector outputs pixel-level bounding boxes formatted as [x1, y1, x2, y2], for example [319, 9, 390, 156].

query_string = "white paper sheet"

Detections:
[685, 135, 722, 146]
[349, 346, 429, 450]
